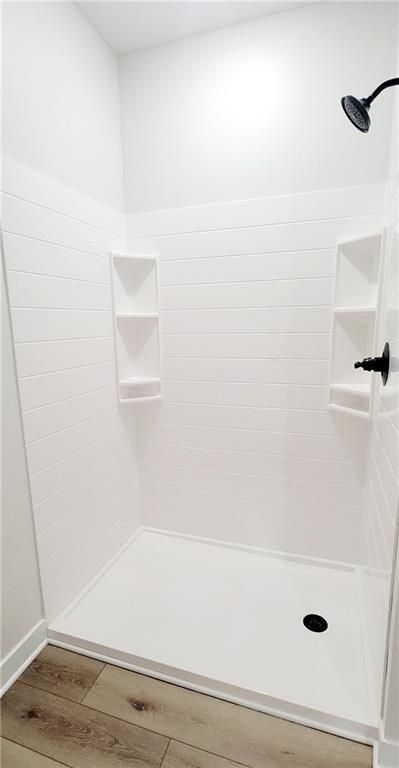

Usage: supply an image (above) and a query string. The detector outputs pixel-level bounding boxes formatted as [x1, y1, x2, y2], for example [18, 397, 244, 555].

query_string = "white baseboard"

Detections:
[373, 740, 399, 768]
[0, 620, 47, 697]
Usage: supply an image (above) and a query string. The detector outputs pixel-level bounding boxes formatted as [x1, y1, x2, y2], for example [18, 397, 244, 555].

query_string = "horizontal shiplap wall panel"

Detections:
[3, 156, 125, 236]
[162, 381, 328, 410]
[140, 464, 361, 511]
[142, 484, 362, 563]
[2, 192, 124, 258]
[7, 270, 111, 311]
[155, 402, 338, 435]
[142, 444, 359, 486]
[127, 183, 384, 238]
[163, 358, 329, 386]
[360, 176, 398, 717]
[161, 333, 331, 359]
[161, 307, 332, 334]
[34, 448, 134, 535]
[131, 185, 384, 564]
[22, 386, 117, 444]
[18, 362, 116, 411]
[16, 337, 114, 377]
[144, 423, 346, 461]
[30, 429, 127, 505]
[3, 232, 110, 284]
[37, 471, 136, 565]
[160, 277, 333, 310]
[26, 408, 119, 475]
[362, 177, 399, 571]
[159, 250, 335, 286]
[2, 158, 139, 621]
[128, 215, 382, 261]
[11, 308, 113, 342]
[38, 488, 135, 590]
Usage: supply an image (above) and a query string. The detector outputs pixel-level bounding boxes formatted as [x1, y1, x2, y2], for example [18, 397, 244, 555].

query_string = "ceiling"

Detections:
[76, 1, 313, 55]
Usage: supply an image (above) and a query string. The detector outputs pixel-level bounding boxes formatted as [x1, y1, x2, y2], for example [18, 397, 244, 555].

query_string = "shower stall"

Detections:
[1, 1, 399, 765]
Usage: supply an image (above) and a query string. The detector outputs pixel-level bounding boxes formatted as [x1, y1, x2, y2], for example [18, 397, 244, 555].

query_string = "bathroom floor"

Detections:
[1, 644, 372, 768]
[48, 531, 375, 739]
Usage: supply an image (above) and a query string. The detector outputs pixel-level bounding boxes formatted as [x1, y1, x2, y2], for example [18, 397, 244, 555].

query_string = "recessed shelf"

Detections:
[330, 383, 370, 399]
[333, 306, 376, 318]
[120, 395, 162, 405]
[328, 403, 371, 420]
[329, 232, 382, 419]
[120, 376, 161, 400]
[116, 312, 159, 319]
[112, 252, 157, 262]
[110, 251, 161, 405]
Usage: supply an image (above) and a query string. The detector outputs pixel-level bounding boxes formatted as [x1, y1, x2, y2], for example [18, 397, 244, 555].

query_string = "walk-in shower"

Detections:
[2, 3, 398, 766]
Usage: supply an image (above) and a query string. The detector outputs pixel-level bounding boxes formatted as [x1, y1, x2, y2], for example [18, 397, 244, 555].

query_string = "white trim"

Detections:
[46, 632, 377, 745]
[0, 620, 47, 697]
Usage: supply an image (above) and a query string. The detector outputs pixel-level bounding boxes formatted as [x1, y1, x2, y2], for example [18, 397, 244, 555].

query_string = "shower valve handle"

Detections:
[354, 343, 390, 385]
[354, 356, 383, 372]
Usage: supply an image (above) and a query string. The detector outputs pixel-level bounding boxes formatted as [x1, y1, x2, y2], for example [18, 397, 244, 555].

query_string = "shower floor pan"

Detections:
[48, 529, 377, 743]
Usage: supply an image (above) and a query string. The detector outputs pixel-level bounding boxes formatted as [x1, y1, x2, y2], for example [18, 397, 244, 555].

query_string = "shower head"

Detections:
[341, 95, 370, 133]
[341, 78, 399, 133]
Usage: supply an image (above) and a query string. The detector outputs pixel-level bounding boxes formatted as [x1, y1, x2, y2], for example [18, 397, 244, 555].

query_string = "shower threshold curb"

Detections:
[47, 627, 377, 745]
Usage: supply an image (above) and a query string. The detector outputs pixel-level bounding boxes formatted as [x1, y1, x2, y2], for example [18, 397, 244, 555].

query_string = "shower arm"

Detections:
[365, 77, 399, 106]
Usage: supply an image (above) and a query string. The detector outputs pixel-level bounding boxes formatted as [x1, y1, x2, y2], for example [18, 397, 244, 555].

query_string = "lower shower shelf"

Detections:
[119, 377, 162, 403]
[48, 530, 377, 744]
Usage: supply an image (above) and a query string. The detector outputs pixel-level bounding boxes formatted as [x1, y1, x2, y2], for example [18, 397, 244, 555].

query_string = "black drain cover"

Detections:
[303, 614, 328, 633]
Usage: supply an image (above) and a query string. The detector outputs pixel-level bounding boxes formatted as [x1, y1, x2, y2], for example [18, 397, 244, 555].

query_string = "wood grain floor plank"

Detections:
[1, 682, 169, 768]
[162, 741, 244, 768]
[1, 738, 67, 768]
[84, 665, 372, 768]
[19, 645, 105, 703]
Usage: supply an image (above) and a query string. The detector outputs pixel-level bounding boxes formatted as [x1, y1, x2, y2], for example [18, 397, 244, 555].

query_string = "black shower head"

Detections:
[341, 95, 371, 133]
[341, 78, 399, 133]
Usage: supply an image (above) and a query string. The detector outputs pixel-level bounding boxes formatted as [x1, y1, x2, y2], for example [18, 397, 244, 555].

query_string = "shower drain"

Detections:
[303, 614, 328, 633]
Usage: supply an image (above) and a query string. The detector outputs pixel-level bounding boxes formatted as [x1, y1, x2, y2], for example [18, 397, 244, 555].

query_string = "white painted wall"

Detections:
[1, 259, 46, 693]
[119, 1, 397, 213]
[3, 1, 124, 211]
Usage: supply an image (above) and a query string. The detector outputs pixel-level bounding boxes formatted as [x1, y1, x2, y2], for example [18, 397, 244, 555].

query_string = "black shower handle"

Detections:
[354, 342, 390, 385]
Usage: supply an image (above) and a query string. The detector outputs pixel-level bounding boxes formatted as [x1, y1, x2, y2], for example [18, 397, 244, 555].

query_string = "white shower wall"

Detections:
[2, 159, 140, 621]
[1, 2, 140, 621]
[127, 188, 383, 563]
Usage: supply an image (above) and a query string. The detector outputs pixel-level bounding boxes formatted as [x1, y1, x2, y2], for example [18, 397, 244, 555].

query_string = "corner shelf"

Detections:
[110, 252, 162, 405]
[329, 233, 382, 419]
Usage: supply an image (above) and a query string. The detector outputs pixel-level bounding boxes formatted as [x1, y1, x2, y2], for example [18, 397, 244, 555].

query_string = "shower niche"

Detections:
[110, 252, 162, 404]
[329, 233, 382, 418]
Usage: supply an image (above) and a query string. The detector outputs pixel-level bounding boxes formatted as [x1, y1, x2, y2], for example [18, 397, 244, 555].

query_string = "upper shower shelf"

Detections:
[328, 232, 383, 419]
[110, 252, 162, 405]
